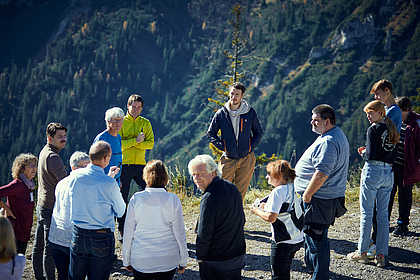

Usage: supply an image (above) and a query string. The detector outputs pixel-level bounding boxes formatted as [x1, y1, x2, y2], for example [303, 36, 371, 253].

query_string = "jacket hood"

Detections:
[224, 99, 251, 116]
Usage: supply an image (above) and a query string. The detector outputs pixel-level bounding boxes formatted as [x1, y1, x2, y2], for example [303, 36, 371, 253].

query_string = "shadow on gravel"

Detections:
[388, 245, 420, 265]
[244, 253, 271, 272]
[244, 230, 271, 243]
[328, 238, 358, 255]
[329, 272, 361, 279]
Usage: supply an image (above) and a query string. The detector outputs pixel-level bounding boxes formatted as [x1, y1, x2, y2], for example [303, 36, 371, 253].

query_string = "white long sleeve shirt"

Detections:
[122, 187, 188, 273]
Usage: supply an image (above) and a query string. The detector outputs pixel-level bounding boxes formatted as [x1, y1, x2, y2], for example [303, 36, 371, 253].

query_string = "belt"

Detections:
[367, 160, 392, 167]
[74, 225, 111, 233]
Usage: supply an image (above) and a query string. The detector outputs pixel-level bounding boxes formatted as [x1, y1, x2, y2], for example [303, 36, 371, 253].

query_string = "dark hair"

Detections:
[143, 160, 169, 187]
[370, 79, 394, 96]
[229, 82, 246, 95]
[396, 96, 411, 112]
[46, 123, 67, 138]
[89, 141, 111, 162]
[312, 104, 336, 125]
[127, 94, 144, 106]
[266, 160, 296, 183]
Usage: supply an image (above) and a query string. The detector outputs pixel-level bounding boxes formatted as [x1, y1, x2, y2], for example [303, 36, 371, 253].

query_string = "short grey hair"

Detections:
[69, 151, 89, 168]
[105, 107, 124, 122]
[188, 154, 222, 178]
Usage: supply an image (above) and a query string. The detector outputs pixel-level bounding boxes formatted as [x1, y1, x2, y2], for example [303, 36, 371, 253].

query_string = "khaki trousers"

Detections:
[218, 151, 256, 201]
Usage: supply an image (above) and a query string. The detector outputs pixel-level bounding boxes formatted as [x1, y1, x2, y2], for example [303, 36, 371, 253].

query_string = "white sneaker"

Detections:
[367, 243, 376, 259]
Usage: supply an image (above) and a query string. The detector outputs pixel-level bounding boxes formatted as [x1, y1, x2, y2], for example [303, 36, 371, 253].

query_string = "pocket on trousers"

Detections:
[361, 166, 381, 187]
[90, 238, 110, 257]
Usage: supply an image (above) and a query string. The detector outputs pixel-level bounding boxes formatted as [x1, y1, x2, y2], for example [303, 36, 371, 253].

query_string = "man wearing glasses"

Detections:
[93, 107, 125, 184]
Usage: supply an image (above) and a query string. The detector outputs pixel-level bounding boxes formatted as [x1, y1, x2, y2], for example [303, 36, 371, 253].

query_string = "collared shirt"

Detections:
[295, 126, 350, 199]
[49, 176, 72, 247]
[69, 164, 125, 231]
[122, 188, 188, 273]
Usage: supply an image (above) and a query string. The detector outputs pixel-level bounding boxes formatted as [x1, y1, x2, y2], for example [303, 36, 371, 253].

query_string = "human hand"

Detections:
[136, 132, 145, 143]
[125, 265, 133, 271]
[107, 166, 120, 178]
[358, 147, 366, 155]
[178, 266, 186, 274]
[303, 192, 312, 203]
[2, 205, 16, 219]
[259, 202, 266, 209]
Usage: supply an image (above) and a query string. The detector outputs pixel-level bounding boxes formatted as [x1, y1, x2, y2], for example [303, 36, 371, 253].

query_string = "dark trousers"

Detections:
[50, 242, 70, 280]
[271, 241, 303, 280]
[133, 268, 176, 280]
[118, 164, 146, 232]
[69, 226, 114, 280]
[16, 239, 28, 255]
[198, 262, 242, 280]
[388, 164, 413, 225]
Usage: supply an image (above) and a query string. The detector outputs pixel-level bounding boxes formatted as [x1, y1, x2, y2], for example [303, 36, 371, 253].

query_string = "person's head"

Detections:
[396, 96, 412, 122]
[0, 216, 17, 263]
[69, 151, 90, 171]
[127, 94, 144, 119]
[11, 153, 38, 180]
[370, 79, 394, 104]
[311, 104, 336, 135]
[105, 107, 124, 133]
[89, 141, 112, 169]
[364, 100, 400, 144]
[143, 160, 169, 187]
[266, 160, 296, 187]
[46, 122, 67, 150]
[228, 82, 246, 108]
[188, 154, 221, 191]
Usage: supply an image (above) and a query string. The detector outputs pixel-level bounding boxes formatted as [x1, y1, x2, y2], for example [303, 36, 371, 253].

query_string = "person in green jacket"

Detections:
[118, 94, 154, 241]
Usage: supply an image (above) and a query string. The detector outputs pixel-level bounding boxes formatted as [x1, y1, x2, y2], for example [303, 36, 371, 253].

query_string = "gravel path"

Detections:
[21, 198, 420, 279]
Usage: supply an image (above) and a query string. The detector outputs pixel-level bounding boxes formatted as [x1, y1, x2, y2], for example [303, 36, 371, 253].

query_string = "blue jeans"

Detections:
[358, 162, 393, 256]
[32, 205, 55, 280]
[69, 226, 115, 280]
[50, 242, 70, 280]
[304, 230, 330, 280]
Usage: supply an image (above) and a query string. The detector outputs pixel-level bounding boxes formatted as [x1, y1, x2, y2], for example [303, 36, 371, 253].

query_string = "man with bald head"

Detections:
[68, 141, 125, 280]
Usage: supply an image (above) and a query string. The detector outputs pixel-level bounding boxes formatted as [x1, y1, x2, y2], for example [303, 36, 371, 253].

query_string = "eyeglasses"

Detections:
[28, 163, 37, 168]
[110, 119, 123, 123]
[267, 171, 271, 176]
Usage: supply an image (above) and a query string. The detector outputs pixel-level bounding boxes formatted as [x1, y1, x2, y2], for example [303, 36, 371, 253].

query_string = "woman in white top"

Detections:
[122, 159, 188, 280]
[0, 216, 26, 280]
[250, 160, 304, 280]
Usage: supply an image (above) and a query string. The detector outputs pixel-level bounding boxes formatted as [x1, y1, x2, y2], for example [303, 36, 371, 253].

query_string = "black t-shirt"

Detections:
[364, 122, 397, 164]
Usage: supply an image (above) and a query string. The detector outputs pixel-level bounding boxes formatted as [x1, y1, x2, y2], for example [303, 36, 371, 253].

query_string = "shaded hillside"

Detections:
[0, 0, 419, 186]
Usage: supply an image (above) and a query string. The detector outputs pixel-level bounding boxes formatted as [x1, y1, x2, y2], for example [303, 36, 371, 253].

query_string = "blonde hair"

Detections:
[363, 100, 399, 144]
[11, 153, 38, 179]
[266, 160, 296, 183]
[0, 216, 16, 263]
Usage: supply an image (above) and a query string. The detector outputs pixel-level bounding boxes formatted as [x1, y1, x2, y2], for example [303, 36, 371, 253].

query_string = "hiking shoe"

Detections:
[367, 243, 376, 259]
[375, 254, 385, 267]
[346, 251, 369, 263]
[393, 224, 408, 237]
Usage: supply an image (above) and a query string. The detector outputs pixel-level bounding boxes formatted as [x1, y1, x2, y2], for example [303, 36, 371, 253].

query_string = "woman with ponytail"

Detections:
[250, 160, 304, 279]
[347, 100, 399, 267]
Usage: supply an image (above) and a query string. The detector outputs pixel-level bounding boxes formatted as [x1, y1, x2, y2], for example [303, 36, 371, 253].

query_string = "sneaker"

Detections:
[393, 224, 408, 237]
[346, 251, 369, 263]
[375, 254, 385, 267]
[367, 243, 376, 259]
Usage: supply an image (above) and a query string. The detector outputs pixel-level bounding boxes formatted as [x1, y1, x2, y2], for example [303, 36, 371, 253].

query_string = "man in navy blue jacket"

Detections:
[207, 82, 263, 201]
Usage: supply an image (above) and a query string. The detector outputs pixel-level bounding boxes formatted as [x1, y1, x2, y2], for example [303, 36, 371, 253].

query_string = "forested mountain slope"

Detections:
[0, 0, 419, 185]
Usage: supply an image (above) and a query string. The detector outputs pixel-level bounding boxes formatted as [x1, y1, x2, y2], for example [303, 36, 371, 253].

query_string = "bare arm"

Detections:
[0, 200, 15, 219]
[250, 204, 278, 223]
[303, 170, 329, 203]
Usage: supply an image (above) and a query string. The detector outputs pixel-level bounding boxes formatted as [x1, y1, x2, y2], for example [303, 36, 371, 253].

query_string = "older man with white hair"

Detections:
[93, 107, 124, 184]
[188, 154, 245, 280]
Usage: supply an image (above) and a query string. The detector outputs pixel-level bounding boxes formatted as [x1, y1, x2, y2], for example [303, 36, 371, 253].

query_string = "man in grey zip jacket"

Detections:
[207, 82, 263, 201]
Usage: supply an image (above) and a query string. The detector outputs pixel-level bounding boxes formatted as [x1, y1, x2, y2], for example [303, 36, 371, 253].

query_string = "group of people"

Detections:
[0, 79, 419, 280]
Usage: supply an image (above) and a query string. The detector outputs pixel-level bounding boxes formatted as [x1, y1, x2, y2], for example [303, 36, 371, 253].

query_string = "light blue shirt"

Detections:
[386, 104, 402, 132]
[49, 176, 73, 247]
[93, 130, 122, 179]
[69, 164, 125, 231]
[295, 126, 350, 199]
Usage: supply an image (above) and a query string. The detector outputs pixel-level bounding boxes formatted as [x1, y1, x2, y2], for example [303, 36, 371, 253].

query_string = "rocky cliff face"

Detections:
[331, 15, 383, 51]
